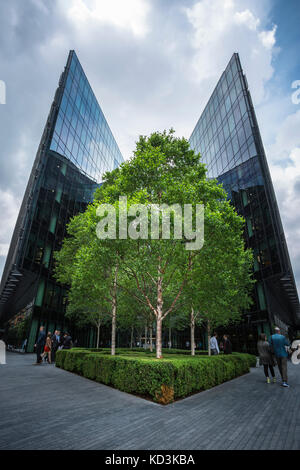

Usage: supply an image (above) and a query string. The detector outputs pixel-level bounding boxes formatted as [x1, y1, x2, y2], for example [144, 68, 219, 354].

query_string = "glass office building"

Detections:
[0, 51, 123, 351]
[190, 53, 300, 348]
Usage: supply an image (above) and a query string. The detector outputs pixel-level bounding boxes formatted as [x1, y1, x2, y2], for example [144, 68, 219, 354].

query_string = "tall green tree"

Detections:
[91, 130, 252, 358]
[55, 225, 119, 354]
[55, 130, 253, 360]
[183, 217, 254, 355]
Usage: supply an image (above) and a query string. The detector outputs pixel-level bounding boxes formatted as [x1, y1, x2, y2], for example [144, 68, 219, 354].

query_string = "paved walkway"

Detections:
[0, 352, 300, 450]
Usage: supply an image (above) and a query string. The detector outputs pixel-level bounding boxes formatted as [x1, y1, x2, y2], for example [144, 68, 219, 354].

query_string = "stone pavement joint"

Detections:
[0, 352, 299, 450]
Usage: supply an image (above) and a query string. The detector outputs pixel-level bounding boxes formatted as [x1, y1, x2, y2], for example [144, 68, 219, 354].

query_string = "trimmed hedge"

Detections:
[56, 349, 255, 404]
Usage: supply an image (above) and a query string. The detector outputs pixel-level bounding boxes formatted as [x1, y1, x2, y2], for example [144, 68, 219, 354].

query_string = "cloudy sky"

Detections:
[0, 0, 299, 294]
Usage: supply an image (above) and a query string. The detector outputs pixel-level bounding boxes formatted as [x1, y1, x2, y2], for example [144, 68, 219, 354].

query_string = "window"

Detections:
[248, 139, 257, 159]
[239, 95, 247, 117]
[228, 113, 235, 134]
[233, 104, 241, 125]
[229, 85, 237, 105]
[232, 134, 239, 155]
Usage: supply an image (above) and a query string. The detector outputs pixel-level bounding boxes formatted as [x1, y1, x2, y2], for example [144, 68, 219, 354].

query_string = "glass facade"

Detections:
[50, 52, 123, 182]
[190, 53, 300, 343]
[0, 51, 123, 351]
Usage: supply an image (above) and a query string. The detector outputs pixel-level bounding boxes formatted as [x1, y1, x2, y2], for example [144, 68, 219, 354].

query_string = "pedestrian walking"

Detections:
[257, 333, 276, 383]
[223, 334, 232, 354]
[41, 333, 52, 364]
[210, 333, 219, 355]
[51, 330, 60, 362]
[34, 326, 46, 364]
[269, 327, 290, 387]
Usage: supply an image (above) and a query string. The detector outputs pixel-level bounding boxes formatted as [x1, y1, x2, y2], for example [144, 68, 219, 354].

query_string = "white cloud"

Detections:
[185, 0, 276, 103]
[234, 9, 260, 31]
[0, 245, 9, 257]
[267, 111, 300, 294]
[268, 109, 300, 163]
[259, 25, 277, 50]
[0, 189, 21, 257]
[62, 0, 151, 37]
[270, 148, 300, 214]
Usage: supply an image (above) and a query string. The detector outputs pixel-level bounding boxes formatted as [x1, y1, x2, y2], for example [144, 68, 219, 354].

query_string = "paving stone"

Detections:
[0, 352, 300, 450]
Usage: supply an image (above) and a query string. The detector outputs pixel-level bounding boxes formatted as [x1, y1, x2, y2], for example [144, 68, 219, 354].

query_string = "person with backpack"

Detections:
[269, 327, 290, 387]
[257, 333, 276, 383]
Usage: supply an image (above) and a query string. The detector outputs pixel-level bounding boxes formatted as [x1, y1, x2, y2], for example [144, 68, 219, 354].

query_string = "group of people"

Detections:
[257, 326, 291, 387]
[210, 333, 232, 355]
[34, 326, 73, 365]
[210, 327, 293, 387]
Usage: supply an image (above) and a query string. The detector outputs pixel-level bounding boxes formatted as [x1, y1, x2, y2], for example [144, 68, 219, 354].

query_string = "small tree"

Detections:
[93, 130, 250, 358]
[55, 226, 119, 355]
[186, 228, 254, 355]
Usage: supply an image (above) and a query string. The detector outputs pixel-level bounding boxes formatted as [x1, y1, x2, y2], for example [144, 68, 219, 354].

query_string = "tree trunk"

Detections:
[191, 308, 195, 356]
[156, 260, 163, 359]
[168, 326, 172, 349]
[111, 265, 118, 356]
[207, 319, 211, 356]
[130, 325, 134, 349]
[149, 324, 153, 352]
[156, 315, 163, 359]
[111, 310, 116, 356]
[144, 325, 148, 349]
[96, 320, 101, 349]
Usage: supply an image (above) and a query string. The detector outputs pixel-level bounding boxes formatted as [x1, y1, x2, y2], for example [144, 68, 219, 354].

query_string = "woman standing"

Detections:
[223, 335, 232, 354]
[41, 332, 52, 364]
[257, 333, 276, 383]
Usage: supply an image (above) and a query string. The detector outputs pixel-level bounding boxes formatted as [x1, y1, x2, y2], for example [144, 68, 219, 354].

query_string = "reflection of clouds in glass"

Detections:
[0, 80, 6, 104]
[50, 51, 123, 183]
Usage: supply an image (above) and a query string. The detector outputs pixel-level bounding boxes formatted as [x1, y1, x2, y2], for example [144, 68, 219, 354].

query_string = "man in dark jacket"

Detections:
[223, 335, 232, 354]
[34, 326, 46, 364]
[51, 330, 60, 362]
[62, 332, 73, 350]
